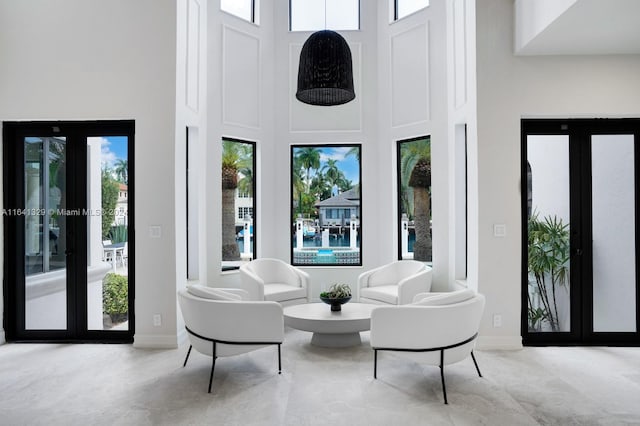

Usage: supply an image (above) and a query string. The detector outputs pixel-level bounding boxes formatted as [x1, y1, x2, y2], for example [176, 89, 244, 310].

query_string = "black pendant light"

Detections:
[296, 30, 355, 106]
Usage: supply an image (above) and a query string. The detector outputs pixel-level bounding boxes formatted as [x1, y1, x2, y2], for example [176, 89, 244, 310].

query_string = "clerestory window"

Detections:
[221, 0, 259, 24]
[393, 0, 429, 21]
[290, 0, 359, 31]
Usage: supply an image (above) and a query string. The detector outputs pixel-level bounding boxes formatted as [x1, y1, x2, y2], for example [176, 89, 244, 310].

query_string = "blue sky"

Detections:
[99, 136, 128, 168]
[296, 146, 360, 186]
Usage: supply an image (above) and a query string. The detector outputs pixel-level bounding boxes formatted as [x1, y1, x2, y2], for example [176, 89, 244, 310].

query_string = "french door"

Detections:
[522, 119, 640, 345]
[3, 121, 134, 342]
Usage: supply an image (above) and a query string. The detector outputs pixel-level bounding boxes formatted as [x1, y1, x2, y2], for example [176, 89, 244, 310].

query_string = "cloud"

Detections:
[319, 147, 350, 163]
[87, 136, 117, 169]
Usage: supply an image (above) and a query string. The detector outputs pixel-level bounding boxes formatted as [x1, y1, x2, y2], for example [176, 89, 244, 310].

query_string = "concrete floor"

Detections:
[1, 328, 639, 425]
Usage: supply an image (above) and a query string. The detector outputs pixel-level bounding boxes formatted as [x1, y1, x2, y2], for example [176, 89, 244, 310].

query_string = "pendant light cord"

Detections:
[324, 0, 327, 29]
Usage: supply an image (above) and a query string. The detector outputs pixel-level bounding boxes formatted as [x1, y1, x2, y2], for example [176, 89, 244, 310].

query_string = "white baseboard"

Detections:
[133, 333, 179, 349]
[476, 335, 523, 350]
[0, 330, 5, 345]
[177, 328, 188, 346]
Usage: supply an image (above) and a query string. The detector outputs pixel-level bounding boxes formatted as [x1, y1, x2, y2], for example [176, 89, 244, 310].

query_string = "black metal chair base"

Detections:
[182, 327, 283, 393]
[372, 333, 482, 404]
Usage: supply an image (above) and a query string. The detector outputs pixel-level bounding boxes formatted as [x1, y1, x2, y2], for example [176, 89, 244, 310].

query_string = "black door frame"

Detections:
[521, 118, 640, 346]
[3, 120, 135, 343]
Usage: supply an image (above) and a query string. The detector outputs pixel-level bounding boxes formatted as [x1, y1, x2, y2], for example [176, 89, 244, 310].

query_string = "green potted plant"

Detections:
[103, 273, 129, 327]
[320, 283, 352, 311]
[527, 212, 569, 332]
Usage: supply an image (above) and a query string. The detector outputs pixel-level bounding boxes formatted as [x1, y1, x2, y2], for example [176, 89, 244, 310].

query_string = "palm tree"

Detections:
[292, 156, 306, 215]
[408, 156, 431, 262]
[310, 172, 332, 201]
[344, 146, 361, 195]
[336, 175, 352, 193]
[114, 158, 128, 184]
[400, 138, 430, 220]
[237, 166, 254, 197]
[321, 159, 342, 195]
[346, 146, 360, 161]
[296, 147, 321, 191]
[221, 141, 246, 261]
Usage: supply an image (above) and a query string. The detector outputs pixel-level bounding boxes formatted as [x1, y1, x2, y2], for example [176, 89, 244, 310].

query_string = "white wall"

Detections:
[446, 0, 477, 285]
[475, 0, 640, 349]
[379, 0, 451, 291]
[206, 0, 276, 287]
[11, 0, 636, 350]
[0, 0, 180, 347]
[206, 1, 451, 299]
[514, 0, 577, 53]
[174, 0, 208, 343]
[269, 0, 380, 297]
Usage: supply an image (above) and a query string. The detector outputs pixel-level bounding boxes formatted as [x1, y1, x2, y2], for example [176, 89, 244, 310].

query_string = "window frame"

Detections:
[396, 135, 431, 262]
[221, 137, 257, 271]
[393, 0, 429, 22]
[290, 143, 362, 267]
[289, 0, 360, 32]
[221, 0, 258, 24]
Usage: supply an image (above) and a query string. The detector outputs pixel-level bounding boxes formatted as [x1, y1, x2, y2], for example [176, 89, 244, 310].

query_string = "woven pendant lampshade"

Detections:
[296, 30, 355, 106]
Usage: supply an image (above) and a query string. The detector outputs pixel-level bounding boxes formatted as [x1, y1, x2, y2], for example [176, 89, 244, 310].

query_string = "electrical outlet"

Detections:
[153, 314, 162, 327]
[493, 314, 502, 328]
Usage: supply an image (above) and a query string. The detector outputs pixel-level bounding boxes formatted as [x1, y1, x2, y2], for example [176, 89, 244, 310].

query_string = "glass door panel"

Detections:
[591, 134, 637, 332]
[526, 135, 571, 333]
[24, 136, 68, 330]
[523, 119, 640, 346]
[87, 136, 129, 331]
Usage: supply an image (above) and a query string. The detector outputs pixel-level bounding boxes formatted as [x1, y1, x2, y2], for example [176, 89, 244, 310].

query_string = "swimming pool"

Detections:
[293, 247, 360, 265]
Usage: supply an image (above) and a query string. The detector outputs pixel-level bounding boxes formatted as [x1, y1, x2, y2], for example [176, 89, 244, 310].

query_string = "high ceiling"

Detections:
[516, 0, 640, 55]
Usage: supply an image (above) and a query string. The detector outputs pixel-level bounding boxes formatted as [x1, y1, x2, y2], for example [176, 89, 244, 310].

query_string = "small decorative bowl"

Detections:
[319, 296, 352, 311]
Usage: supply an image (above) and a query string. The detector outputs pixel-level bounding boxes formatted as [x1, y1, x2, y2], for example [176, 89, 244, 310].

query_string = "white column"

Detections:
[401, 213, 409, 258]
[322, 229, 330, 247]
[243, 215, 252, 258]
[349, 215, 358, 249]
[296, 215, 304, 250]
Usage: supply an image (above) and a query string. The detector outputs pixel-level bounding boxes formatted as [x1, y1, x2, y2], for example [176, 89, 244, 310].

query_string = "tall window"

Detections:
[186, 127, 200, 280]
[221, 0, 259, 24]
[291, 145, 361, 266]
[393, 0, 429, 21]
[397, 136, 431, 263]
[290, 0, 359, 31]
[454, 124, 468, 279]
[221, 138, 256, 271]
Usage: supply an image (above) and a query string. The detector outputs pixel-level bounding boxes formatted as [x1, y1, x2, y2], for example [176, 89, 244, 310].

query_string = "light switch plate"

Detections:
[493, 224, 506, 237]
[149, 225, 162, 238]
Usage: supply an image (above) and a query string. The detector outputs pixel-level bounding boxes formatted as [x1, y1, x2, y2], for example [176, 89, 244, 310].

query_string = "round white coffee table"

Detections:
[284, 303, 377, 347]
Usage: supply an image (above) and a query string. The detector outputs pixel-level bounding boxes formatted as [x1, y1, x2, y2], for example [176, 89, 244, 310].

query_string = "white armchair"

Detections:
[178, 286, 284, 393]
[238, 258, 310, 306]
[370, 289, 485, 404]
[358, 260, 432, 305]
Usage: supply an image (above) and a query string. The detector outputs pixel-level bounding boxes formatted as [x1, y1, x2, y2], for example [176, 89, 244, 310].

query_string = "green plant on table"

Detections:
[320, 283, 352, 299]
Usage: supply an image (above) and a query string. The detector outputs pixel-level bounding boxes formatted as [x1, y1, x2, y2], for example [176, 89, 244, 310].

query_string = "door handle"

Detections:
[574, 248, 583, 256]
